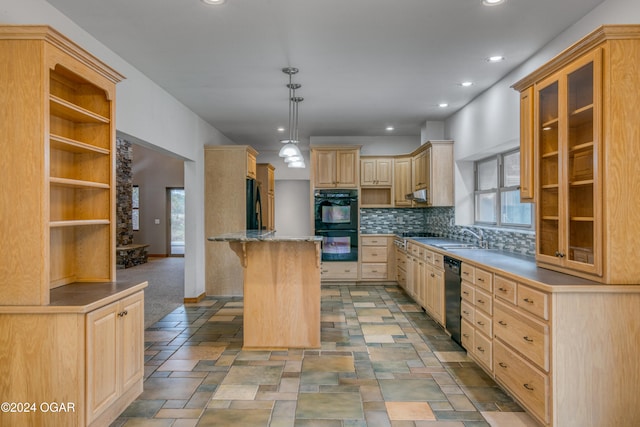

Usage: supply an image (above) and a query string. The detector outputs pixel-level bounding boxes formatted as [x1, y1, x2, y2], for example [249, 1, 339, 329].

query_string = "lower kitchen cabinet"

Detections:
[321, 261, 358, 281]
[360, 235, 395, 282]
[86, 291, 145, 425]
[0, 283, 146, 427]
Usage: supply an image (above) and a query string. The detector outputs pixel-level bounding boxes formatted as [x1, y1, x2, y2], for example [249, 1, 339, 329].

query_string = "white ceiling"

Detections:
[47, 0, 604, 151]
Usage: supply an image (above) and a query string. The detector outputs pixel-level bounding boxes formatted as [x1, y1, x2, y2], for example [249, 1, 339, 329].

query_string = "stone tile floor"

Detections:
[111, 285, 540, 426]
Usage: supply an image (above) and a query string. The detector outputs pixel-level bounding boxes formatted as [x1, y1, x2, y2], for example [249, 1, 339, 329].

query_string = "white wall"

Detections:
[0, 0, 234, 299]
[445, 0, 640, 225]
[132, 144, 185, 255]
[274, 181, 312, 236]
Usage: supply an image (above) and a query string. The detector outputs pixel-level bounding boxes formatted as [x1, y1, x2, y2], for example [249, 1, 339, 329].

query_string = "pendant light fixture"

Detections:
[278, 67, 305, 168]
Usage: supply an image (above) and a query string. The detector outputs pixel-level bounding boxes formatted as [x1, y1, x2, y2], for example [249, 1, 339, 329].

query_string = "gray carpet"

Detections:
[116, 257, 185, 328]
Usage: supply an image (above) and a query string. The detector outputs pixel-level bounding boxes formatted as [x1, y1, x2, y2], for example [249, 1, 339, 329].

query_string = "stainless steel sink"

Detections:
[436, 243, 484, 250]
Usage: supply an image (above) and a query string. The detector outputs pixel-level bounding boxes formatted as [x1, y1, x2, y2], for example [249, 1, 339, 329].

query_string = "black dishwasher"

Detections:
[444, 256, 462, 345]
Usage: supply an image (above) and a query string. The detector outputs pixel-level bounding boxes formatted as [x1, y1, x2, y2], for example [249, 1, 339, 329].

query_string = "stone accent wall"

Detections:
[116, 137, 133, 246]
[115, 137, 149, 268]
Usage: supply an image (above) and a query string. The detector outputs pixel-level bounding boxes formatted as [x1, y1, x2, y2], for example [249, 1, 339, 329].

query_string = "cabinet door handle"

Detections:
[523, 298, 534, 304]
[477, 321, 485, 326]
[476, 346, 485, 353]
[523, 383, 535, 391]
[430, 273, 435, 277]
[498, 362, 508, 369]
[118, 310, 128, 317]
[523, 336, 534, 343]
[463, 333, 470, 338]
[498, 320, 507, 326]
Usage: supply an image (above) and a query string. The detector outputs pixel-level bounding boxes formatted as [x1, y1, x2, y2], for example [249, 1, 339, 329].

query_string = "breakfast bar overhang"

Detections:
[208, 231, 322, 349]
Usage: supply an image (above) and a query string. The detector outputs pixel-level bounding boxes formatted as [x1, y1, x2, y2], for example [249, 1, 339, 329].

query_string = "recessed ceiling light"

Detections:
[277, 127, 286, 132]
[385, 126, 395, 131]
[201, 0, 226, 5]
[460, 81, 473, 87]
[487, 55, 505, 62]
[482, 0, 505, 6]
[438, 103, 449, 108]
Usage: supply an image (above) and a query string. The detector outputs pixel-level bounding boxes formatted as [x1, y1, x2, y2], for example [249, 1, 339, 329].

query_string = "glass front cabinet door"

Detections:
[534, 50, 601, 276]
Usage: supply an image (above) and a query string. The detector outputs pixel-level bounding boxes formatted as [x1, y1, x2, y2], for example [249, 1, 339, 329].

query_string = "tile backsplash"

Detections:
[361, 207, 535, 257]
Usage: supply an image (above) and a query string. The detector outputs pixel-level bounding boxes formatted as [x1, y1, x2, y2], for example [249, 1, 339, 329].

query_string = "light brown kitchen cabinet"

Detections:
[311, 146, 360, 188]
[320, 261, 358, 280]
[0, 25, 124, 306]
[512, 25, 640, 284]
[361, 157, 393, 206]
[0, 26, 147, 427]
[205, 145, 260, 295]
[360, 235, 394, 281]
[519, 87, 535, 202]
[424, 255, 444, 325]
[411, 141, 454, 206]
[360, 157, 392, 187]
[247, 151, 257, 179]
[86, 291, 144, 425]
[393, 156, 412, 207]
[256, 163, 275, 231]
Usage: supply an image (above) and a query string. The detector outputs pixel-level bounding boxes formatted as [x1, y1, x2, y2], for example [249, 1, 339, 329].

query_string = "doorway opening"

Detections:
[167, 187, 185, 256]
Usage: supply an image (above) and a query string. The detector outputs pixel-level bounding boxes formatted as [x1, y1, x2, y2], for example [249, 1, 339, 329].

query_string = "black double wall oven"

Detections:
[314, 189, 358, 262]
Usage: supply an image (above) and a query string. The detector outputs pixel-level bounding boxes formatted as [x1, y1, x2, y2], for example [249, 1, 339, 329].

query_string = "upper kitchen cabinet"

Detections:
[360, 156, 393, 207]
[412, 141, 454, 207]
[394, 156, 412, 207]
[257, 163, 275, 231]
[311, 146, 360, 188]
[0, 25, 124, 305]
[512, 25, 640, 283]
[360, 157, 392, 187]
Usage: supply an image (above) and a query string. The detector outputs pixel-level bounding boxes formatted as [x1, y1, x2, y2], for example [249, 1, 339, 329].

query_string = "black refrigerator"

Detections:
[246, 178, 263, 230]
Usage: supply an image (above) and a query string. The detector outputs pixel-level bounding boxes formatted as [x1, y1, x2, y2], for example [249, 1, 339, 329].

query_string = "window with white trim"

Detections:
[474, 150, 532, 228]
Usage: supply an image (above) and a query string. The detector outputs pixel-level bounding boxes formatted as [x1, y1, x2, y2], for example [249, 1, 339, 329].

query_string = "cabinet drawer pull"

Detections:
[477, 321, 485, 326]
[523, 336, 534, 342]
[498, 320, 507, 326]
[430, 273, 435, 277]
[477, 278, 485, 282]
[463, 333, 470, 338]
[463, 310, 470, 315]
[477, 299, 485, 304]
[463, 271, 470, 276]
[498, 362, 508, 369]
[523, 383, 535, 391]
[118, 310, 128, 317]
[463, 291, 469, 296]
[498, 287, 507, 292]
[476, 346, 485, 353]
[523, 298, 534, 304]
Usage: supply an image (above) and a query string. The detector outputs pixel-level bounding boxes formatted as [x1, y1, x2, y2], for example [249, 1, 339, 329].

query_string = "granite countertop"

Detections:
[401, 236, 621, 291]
[208, 230, 322, 242]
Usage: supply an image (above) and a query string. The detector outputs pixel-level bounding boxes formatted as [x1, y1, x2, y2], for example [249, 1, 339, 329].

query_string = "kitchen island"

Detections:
[208, 231, 322, 349]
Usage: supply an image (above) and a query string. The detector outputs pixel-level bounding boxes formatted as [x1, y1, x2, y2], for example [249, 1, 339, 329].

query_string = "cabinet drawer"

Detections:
[431, 252, 444, 269]
[362, 236, 387, 246]
[474, 287, 493, 315]
[321, 262, 358, 279]
[518, 285, 549, 320]
[424, 250, 433, 264]
[361, 246, 387, 262]
[361, 263, 388, 279]
[474, 329, 493, 370]
[475, 309, 492, 337]
[475, 267, 493, 292]
[461, 300, 475, 324]
[461, 281, 475, 304]
[461, 319, 474, 351]
[494, 301, 549, 371]
[494, 340, 549, 424]
[461, 263, 474, 282]
[495, 275, 517, 305]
